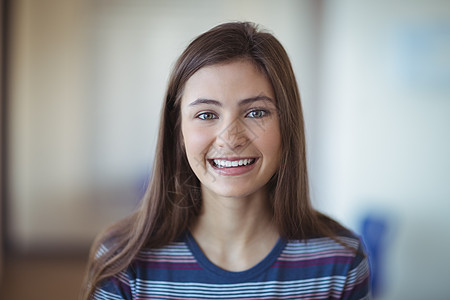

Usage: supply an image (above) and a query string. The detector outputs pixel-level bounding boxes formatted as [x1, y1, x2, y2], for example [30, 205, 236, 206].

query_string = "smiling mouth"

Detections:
[209, 158, 257, 169]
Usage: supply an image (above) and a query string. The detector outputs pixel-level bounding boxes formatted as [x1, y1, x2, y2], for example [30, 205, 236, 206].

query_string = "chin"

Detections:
[205, 183, 266, 199]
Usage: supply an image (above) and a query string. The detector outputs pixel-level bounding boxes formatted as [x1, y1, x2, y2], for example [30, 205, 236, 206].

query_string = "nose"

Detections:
[216, 119, 250, 152]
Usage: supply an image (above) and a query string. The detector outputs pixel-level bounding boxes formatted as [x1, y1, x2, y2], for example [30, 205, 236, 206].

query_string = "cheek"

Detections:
[182, 123, 213, 159]
[255, 123, 282, 157]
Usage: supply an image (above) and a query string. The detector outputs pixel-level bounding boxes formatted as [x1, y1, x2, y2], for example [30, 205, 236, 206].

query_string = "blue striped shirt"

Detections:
[94, 231, 370, 299]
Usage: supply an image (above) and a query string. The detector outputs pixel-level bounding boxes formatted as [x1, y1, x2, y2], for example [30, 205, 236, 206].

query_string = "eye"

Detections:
[196, 112, 218, 120]
[246, 109, 268, 118]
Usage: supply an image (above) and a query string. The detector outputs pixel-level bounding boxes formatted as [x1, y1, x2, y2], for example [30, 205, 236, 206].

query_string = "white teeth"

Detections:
[212, 158, 255, 168]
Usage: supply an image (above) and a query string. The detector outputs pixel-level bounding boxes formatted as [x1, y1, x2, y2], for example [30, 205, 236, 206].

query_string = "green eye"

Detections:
[197, 112, 217, 120]
[247, 110, 267, 118]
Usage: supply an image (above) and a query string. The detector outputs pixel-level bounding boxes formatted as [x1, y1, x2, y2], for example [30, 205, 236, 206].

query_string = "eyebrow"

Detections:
[188, 95, 274, 107]
[239, 95, 274, 106]
[188, 98, 222, 107]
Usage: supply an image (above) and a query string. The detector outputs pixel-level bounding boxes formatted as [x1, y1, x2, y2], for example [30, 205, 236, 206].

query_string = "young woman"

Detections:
[82, 22, 370, 299]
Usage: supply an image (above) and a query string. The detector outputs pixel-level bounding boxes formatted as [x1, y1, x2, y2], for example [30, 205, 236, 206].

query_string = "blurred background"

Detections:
[1, 0, 449, 299]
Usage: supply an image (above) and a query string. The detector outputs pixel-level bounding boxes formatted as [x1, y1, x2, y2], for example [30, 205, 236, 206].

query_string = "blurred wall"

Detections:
[313, 1, 450, 299]
[9, 0, 95, 252]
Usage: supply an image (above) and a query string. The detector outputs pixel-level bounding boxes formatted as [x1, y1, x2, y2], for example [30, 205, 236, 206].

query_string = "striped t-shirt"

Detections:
[94, 231, 370, 299]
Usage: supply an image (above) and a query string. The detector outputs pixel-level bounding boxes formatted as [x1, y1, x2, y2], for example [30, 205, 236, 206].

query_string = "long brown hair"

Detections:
[82, 21, 345, 299]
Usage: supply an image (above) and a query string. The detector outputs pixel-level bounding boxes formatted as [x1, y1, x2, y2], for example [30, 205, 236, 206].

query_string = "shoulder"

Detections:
[279, 230, 371, 298]
[313, 212, 369, 257]
[93, 239, 197, 299]
[94, 237, 196, 287]
[281, 225, 369, 278]
[283, 229, 365, 261]
[134, 239, 196, 266]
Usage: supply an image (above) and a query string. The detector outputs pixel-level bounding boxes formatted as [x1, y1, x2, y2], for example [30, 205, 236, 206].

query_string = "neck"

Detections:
[190, 187, 279, 271]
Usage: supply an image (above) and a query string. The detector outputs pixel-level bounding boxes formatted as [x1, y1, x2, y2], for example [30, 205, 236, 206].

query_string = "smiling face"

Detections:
[180, 59, 282, 199]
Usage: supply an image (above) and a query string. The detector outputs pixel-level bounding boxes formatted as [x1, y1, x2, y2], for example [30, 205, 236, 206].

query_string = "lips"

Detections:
[207, 157, 258, 176]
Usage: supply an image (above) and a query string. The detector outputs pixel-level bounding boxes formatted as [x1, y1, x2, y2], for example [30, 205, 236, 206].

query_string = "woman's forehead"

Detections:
[180, 60, 274, 105]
